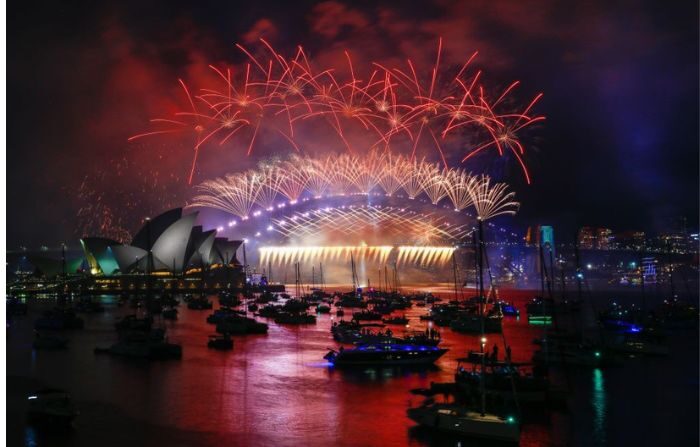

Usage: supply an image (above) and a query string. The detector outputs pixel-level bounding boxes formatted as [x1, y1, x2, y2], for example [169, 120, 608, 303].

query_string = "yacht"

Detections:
[323, 343, 447, 367]
[407, 400, 519, 443]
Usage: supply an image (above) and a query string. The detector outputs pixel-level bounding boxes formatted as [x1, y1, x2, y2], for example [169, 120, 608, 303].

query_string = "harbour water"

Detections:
[7, 287, 698, 447]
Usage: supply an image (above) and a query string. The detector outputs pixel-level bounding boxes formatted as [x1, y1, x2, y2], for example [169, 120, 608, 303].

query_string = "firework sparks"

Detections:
[130, 40, 542, 184]
[468, 174, 520, 221]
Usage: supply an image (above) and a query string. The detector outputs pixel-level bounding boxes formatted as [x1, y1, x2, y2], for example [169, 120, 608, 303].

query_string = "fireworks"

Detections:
[468, 175, 519, 221]
[187, 151, 519, 223]
[259, 245, 455, 267]
[130, 40, 543, 184]
[270, 205, 471, 246]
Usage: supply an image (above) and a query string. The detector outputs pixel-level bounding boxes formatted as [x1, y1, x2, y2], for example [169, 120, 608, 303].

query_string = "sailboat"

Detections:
[407, 221, 520, 443]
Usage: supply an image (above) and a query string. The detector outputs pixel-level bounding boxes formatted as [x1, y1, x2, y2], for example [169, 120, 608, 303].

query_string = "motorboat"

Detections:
[316, 304, 331, 313]
[187, 296, 213, 310]
[216, 315, 269, 334]
[274, 312, 317, 325]
[604, 333, 669, 356]
[493, 301, 519, 317]
[526, 297, 554, 317]
[95, 328, 182, 360]
[27, 389, 79, 426]
[219, 293, 242, 307]
[352, 310, 382, 321]
[382, 316, 409, 325]
[335, 295, 367, 308]
[455, 356, 551, 404]
[207, 308, 244, 324]
[282, 299, 312, 313]
[407, 400, 519, 443]
[257, 305, 280, 318]
[323, 343, 447, 367]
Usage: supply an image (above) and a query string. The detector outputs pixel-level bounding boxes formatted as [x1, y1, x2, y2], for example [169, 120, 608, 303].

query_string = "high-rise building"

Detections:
[578, 226, 614, 250]
[614, 231, 646, 251]
[578, 227, 596, 249]
[658, 232, 689, 253]
[596, 228, 613, 250]
[642, 257, 657, 283]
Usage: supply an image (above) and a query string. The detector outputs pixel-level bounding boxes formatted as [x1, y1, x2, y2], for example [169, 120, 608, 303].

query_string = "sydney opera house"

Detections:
[8, 208, 246, 293]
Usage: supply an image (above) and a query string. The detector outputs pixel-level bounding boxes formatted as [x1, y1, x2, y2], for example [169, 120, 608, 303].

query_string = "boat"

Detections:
[187, 296, 213, 310]
[382, 316, 409, 325]
[219, 293, 242, 307]
[493, 301, 519, 317]
[352, 310, 382, 321]
[33, 332, 69, 350]
[455, 355, 551, 404]
[335, 295, 367, 308]
[372, 304, 394, 315]
[274, 312, 317, 325]
[526, 296, 553, 316]
[407, 401, 519, 443]
[282, 299, 312, 313]
[216, 315, 269, 334]
[323, 343, 447, 367]
[208, 333, 233, 350]
[257, 305, 280, 318]
[95, 329, 182, 360]
[255, 292, 278, 304]
[207, 308, 245, 324]
[401, 330, 442, 347]
[407, 222, 520, 443]
[27, 389, 79, 426]
[604, 333, 669, 356]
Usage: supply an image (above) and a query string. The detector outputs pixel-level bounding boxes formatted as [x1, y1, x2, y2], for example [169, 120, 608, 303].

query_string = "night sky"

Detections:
[8, 0, 699, 248]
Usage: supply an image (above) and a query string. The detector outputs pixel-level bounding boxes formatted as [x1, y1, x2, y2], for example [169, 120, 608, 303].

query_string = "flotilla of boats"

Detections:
[8, 266, 697, 442]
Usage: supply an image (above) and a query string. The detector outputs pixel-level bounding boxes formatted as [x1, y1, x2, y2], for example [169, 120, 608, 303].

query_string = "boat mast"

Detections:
[477, 218, 486, 417]
[319, 263, 324, 291]
[384, 264, 389, 292]
[242, 242, 249, 297]
[452, 249, 459, 302]
[538, 242, 549, 362]
[350, 254, 356, 296]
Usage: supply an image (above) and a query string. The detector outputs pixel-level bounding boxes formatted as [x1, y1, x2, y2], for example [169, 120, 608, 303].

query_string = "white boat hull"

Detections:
[408, 405, 520, 443]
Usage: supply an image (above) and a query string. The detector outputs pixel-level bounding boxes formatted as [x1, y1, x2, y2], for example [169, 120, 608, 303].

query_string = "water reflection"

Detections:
[592, 368, 607, 445]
